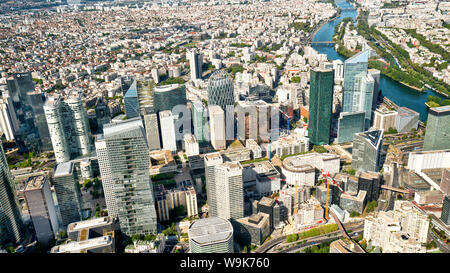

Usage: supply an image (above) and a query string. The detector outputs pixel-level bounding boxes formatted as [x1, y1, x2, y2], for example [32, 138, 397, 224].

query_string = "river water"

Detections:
[311, 0, 445, 121]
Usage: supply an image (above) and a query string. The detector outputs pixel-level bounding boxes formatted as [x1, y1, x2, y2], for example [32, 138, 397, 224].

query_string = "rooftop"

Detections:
[54, 162, 73, 177]
[188, 217, 233, 246]
[68, 217, 111, 232]
[51, 236, 112, 253]
[25, 175, 47, 191]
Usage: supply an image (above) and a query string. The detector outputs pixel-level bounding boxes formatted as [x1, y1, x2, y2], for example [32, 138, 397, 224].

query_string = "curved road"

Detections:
[256, 221, 364, 253]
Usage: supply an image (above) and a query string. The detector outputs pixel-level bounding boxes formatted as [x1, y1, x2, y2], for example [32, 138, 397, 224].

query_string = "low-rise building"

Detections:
[233, 212, 271, 246]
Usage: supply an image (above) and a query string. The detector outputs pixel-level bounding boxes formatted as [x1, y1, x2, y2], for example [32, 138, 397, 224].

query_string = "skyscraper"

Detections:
[214, 162, 244, 220]
[143, 107, 161, 151]
[340, 50, 374, 135]
[368, 69, 380, 109]
[441, 195, 450, 225]
[208, 105, 226, 150]
[24, 175, 59, 246]
[159, 110, 177, 152]
[188, 50, 203, 81]
[123, 80, 139, 119]
[0, 144, 24, 245]
[309, 67, 334, 145]
[207, 70, 235, 112]
[423, 105, 450, 151]
[0, 90, 19, 141]
[342, 50, 369, 113]
[95, 118, 157, 236]
[53, 161, 83, 228]
[44, 89, 92, 164]
[204, 152, 223, 217]
[337, 111, 365, 144]
[352, 130, 384, 173]
[192, 101, 207, 145]
[5, 72, 51, 152]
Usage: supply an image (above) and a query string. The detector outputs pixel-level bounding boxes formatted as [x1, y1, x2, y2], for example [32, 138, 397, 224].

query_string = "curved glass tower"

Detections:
[207, 70, 235, 111]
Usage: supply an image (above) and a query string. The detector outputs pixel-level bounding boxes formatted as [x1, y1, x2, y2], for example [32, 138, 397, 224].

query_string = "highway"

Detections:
[429, 230, 450, 253]
[278, 229, 363, 253]
[256, 221, 364, 253]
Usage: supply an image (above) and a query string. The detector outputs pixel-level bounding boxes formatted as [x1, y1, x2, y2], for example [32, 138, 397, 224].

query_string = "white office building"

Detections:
[208, 105, 226, 150]
[159, 110, 177, 152]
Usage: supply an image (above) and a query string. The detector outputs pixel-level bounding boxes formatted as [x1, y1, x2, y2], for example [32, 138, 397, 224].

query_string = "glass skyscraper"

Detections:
[351, 130, 384, 172]
[123, 80, 140, 119]
[342, 50, 369, 114]
[337, 111, 365, 144]
[52, 161, 83, 227]
[0, 144, 24, 245]
[6, 72, 51, 152]
[192, 101, 207, 145]
[96, 118, 157, 237]
[423, 105, 450, 151]
[309, 68, 334, 145]
[339, 50, 374, 140]
[207, 70, 235, 112]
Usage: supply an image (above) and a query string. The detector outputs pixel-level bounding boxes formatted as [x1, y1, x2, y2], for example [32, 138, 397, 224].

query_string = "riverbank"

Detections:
[312, 0, 446, 121]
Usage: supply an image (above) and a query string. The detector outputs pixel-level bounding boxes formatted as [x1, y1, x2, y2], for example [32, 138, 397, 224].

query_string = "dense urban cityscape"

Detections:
[0, 0, 448, 258]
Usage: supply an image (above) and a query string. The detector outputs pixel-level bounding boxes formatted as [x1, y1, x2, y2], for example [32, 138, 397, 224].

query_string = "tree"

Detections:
[350, 211, 360, 217]
[291, 76, 301, 83]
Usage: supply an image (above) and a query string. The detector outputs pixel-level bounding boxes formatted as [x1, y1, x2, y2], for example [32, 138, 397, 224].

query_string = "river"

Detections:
[311, 0, 445, 121]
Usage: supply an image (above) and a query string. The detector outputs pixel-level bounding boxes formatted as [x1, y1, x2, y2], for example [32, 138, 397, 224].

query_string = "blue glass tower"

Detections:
[124, 80, 139, 119]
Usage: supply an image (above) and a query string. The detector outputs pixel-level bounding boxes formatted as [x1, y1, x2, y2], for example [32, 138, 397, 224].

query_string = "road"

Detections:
[256, 221, 364, 253]
[279, 229, 363, 253]
[429, 230, 450, 253]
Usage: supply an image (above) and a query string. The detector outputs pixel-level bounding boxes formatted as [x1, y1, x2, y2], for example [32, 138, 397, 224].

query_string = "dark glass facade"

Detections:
[309, 68, 334, 145]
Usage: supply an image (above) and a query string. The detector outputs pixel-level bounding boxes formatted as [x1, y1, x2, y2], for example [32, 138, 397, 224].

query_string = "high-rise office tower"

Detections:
[95, 118, 157, 236]
[342, 50, 369, 113]
[214, 162, 244, 220]
[441, 195, 450, 225]
[0, 144, 24, 245]
[188, 50, 203, 81]
[423, 105, 450, 151]
[192, 101, 207, 145]
[352, 130, 384, 172]
[204, 152, 223, 217]
[159, 110, 177, 152]
[339, 50, 374, 138]
[44, 89, 92, 164]
[309, 67, 334, 145]
[123, 80, 140, 119]
[52, 161, 82, 228]
[28, 91, 52, 151]
[337, 111, 365, 144]
[368, 69, 380, 109]
[143, 107, 161, 151]
[5, 72, 51, 152]
[153, 84, 187, 113]
[95, 97, 111, 132]
[0, 90, 19, 141]
[207, 70, 235, 112]
[208, 105, 226, 150]
[24, 175, 59, 246]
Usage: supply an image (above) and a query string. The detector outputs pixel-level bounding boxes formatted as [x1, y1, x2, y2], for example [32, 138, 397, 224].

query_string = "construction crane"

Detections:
[320, 169, 345, 220]
[294, 182, 299, 215]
